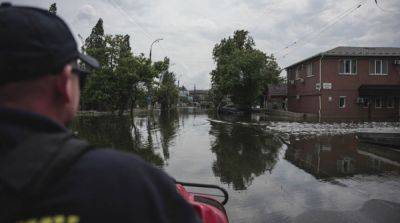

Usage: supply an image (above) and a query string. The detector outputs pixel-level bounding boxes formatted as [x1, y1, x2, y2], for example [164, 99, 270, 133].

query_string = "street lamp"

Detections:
[149, 38, 163, 62]
[147, 38, 163, 110]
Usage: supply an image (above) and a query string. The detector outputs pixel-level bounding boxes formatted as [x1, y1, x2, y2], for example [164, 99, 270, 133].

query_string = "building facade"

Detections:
[189, 90, 210, 107]
[286, 46, 400, 120]
[265, 84, 287, 110]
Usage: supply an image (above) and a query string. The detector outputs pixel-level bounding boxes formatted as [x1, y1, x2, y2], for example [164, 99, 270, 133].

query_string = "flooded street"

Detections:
[71, 110, 400, 223]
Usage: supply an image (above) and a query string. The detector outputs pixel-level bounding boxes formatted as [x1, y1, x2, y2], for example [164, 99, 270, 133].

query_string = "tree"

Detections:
[49, 3, 57, 14]
[155, 57, 179, 112]
[110, 35, 138, 115]
[80, 18, 179, 114]
[210, 30, 281, 110]
[83, 19, 107, 66]
[81, 18, 110, 111]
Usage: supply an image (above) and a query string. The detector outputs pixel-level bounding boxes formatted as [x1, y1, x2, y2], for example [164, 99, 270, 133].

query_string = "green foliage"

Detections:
[49, 3, 57, 14]
[210, 30, 281, 110]
[83, 19, 107, 66]
[80, 18, 178, 114]
[155, 58, 179, 111]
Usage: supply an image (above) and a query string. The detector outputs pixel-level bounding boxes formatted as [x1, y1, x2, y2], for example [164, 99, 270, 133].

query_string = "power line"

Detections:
[108, 0, 153, 40]
[278, 0, 368, 59]
[253, 1, 338, 44]
[107, 0, 192, 80]
[279, 0, 366, 57]
[374, 0, 399, 14]
[279, 2, 357, 51]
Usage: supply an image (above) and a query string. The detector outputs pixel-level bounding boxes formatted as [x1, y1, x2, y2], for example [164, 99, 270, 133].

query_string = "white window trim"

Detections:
[295, 66, 301, 80]
[339, 96, 346, 108]
[306, 63, 314, 77]
[369, 59, 389, 75]
[339, 59, 357, 75]
[369, 73, 389, 76]
[375, 97, 382, 109]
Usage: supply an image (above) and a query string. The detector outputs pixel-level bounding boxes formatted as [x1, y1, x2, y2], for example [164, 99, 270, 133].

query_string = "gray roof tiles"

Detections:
[325, 46, 400, 56]
[285, 46, 400, 69]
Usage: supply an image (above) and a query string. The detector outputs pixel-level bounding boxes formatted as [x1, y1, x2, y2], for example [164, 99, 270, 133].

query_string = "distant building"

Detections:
[189, 89, 209, 107]
[286, 46, 400, 120]
[265, 84, 287, 110]
[179, 86, 190, 97]
[179, 86, 193, 104]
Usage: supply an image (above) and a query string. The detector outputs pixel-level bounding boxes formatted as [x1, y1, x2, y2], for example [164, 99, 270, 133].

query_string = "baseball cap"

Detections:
[0, 2, 100, 85]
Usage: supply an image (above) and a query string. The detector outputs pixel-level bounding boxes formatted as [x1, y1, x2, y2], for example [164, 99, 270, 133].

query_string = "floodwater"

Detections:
[70, 109, 400, 223]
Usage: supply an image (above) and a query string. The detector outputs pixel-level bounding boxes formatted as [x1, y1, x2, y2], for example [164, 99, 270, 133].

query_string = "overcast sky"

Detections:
[10, 0, 400, 89]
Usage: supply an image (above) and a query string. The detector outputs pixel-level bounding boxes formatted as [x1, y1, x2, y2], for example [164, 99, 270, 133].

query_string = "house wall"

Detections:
[287, 58, 320, 114]
[287, 56, 400, 120]
[321, 57, 400, 120]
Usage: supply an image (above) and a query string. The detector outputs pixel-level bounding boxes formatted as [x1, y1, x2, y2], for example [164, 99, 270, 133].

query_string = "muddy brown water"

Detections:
[71, 110, 400, 223]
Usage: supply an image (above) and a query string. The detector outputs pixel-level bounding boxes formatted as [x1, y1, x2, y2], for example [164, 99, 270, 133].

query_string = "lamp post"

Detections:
[149, 38, 163, 63]
[147, 38, 162, 110]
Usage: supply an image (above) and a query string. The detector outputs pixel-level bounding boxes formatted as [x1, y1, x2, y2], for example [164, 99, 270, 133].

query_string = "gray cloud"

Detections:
[9, 0, 400, 89]
[76, 4, 97, 23]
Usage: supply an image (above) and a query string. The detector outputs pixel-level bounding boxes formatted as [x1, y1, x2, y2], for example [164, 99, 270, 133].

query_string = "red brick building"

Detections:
[286, 46, 400, 121]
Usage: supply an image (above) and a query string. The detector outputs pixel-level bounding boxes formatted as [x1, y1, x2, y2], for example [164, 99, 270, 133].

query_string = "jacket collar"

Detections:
[0, 107, 68, 134]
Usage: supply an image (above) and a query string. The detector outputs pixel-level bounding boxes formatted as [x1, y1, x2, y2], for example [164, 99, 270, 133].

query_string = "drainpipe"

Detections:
[319, 53, 324, 122]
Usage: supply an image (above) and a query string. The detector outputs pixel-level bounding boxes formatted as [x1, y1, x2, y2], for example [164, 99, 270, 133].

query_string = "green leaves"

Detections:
[210, 30, 281, 110]
[49, 3, 57, 14]
[156, 69, 179, 111]
[80, 19, 179, 114]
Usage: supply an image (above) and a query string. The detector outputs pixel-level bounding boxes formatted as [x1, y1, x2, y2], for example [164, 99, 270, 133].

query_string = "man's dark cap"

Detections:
[0, 2, 100, 85]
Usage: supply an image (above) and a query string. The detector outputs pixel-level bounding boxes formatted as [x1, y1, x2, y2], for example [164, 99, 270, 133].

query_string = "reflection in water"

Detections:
[209, 120, 282, 190]
[71, 114, 173, 167]
[285, 135, 400, 179]
[158, 111, 179, 161]
[70, 113, 400, 222]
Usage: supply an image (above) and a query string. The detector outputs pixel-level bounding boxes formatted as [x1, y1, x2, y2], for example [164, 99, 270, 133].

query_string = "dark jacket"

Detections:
[0, 107, 199, 223]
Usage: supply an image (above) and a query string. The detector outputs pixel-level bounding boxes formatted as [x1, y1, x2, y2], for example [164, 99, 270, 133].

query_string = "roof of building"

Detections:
[285, 46, 400, 69]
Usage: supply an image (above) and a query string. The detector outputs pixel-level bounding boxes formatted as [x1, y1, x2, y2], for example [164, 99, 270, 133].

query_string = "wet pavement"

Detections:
[71, 110, 400, 223]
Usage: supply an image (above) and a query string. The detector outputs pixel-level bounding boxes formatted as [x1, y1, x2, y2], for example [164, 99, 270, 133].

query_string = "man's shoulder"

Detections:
[71, 148, 172, 183]
[48, 148, 171, 206]
[78, 148, 151, 170]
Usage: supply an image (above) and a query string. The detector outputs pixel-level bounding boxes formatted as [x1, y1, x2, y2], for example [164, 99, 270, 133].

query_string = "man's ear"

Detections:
[55, 64, 73, 103]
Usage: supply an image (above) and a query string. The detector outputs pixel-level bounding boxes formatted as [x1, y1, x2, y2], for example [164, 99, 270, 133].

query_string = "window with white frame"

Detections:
[339, 96, 346, 108]
[362, 97, 370, 108]
[369, 60, 388, 75]
[306, 63, 313, 77]
[339, 59, 357, 75]
[295, 66, 301, 79]
[375, 97, 382, 108]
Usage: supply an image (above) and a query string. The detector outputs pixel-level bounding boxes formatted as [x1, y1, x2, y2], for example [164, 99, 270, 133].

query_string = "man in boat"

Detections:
[0, 3, 199, 223]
